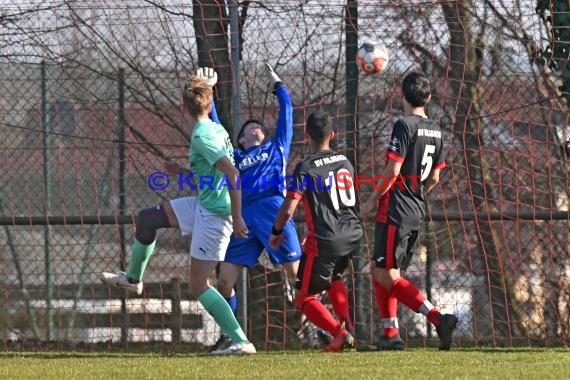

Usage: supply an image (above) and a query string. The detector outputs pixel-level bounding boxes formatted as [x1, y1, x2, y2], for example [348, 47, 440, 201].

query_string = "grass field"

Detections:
[1, 348, 569, 380]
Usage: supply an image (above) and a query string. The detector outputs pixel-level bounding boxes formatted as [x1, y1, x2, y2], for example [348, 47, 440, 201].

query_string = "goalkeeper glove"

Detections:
[196, 67, 218, 87]
[265, 62, 282, 89]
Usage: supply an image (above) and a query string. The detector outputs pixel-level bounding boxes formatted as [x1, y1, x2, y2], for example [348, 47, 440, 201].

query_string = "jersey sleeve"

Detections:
[286, 162, 306, 200]
[386, 119, 410, 163]
[209, 98, 221, 125]
[272, 83, 294, 158]
[193, 133, 229, 166]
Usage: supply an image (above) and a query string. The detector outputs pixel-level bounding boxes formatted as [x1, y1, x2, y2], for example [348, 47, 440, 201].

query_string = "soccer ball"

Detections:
[356, 42, 389, 74]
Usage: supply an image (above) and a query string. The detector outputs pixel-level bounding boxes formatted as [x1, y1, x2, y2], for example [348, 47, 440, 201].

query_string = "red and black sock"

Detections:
[296, 294, 341, 336]
[328, 279, 353, 331]
[373, 281, 399, 337]
[391, 277, 440, 327]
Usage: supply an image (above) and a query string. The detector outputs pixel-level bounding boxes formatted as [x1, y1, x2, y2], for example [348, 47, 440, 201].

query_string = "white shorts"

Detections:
[169, 196, 232, 261]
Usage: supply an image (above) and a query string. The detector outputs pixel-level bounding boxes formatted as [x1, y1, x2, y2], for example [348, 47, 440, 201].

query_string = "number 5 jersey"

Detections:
[379, 114, 446, 229]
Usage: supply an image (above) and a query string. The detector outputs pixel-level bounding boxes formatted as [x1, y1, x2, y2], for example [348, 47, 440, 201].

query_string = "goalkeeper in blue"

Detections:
[208, 63, 303, 351]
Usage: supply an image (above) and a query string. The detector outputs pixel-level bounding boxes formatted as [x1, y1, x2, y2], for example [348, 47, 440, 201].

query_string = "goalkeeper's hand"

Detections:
[265, 62, 282, 87]
[196, 67, 218, 87]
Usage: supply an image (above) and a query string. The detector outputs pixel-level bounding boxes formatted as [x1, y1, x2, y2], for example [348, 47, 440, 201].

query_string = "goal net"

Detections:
[0, 0, 568, 350]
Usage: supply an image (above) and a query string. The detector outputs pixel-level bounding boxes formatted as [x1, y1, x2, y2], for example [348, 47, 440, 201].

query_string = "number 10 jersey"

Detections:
[286, 150, 363, 257]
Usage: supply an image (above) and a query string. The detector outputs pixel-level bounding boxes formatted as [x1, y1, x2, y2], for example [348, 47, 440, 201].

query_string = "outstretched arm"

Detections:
[266, 63, 293, 157]
[195, 67, 221, 125]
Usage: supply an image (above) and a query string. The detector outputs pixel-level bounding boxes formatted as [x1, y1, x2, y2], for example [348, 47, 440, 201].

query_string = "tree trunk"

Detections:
[192, 0, 233, 136]
[440, 0, 520, 343]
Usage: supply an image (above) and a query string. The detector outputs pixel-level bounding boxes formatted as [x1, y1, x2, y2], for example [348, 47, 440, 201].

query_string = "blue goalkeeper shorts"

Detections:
[224, 195, 302, 268]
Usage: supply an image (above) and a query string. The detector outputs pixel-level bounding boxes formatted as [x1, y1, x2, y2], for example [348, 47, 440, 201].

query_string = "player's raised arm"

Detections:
[209, 97, 221, 125]
[196, 67, 221, 125]
[266, 63, 293, 157]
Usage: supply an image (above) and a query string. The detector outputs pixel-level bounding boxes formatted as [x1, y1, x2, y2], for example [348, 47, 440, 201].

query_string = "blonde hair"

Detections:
[182, 76, 212, 117]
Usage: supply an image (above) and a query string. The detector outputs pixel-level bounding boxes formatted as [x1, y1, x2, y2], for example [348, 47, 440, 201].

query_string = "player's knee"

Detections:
[283, 262, 299, 281]
[295, 294, 317, 311]
[135, 206, 169, 244]
[373, 269, 393, 290]
[136, 206, 162, 227]
[190, 281, 208, 298]
[216, 276, 234, 297]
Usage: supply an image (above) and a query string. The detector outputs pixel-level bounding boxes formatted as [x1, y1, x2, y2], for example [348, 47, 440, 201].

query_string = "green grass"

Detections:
[1, 348, 569, 380]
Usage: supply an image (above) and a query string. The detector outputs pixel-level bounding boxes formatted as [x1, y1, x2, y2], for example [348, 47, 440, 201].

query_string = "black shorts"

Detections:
[373, 222, 419, 271]
[295, 253, 351, 295]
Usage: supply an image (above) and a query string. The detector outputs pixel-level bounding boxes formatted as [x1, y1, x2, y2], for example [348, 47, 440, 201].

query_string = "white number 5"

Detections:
[421, 144, 436, 181]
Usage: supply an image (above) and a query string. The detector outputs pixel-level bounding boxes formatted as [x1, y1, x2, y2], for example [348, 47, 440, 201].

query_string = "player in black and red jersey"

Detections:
[360, 72, 458, 351]
[269, 110, 363, 352]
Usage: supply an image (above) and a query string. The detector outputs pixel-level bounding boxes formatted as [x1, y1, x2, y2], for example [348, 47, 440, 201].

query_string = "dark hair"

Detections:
[402, 72, 431, 107]
[306, 111, 334, 144]
[237, 119, 269, 150]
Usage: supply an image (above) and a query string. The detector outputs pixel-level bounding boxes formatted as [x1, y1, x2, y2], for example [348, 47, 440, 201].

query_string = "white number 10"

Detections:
[326, 169, 356, 210]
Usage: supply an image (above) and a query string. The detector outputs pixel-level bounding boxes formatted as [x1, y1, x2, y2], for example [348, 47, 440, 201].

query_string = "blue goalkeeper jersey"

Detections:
[210, 84, 294, 207]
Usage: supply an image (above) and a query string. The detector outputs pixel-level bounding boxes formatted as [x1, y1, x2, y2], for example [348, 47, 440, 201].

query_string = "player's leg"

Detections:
[264, 236, 301, 282]
[190, 259, 250, 344]
[191, 258, 255, 355]
[218, 232, 263, 300]
[209, 231, 264, 351]
[294, 249, 354, 352]
[262, 214, 325, 349]
[327, 255, 353, 333]
[205, 262, 234, 352]
[99, 200, 181, 295]
[282, 260, 299, 283]
[128, 202, 179, 281]
[367, 222, 403, 350]
[375, 224, 457, 350]
[189, 202, 255, 355]
[216, 261, 243, 314]
[258, 198, 302, 281]
[209, 262, 244, 352]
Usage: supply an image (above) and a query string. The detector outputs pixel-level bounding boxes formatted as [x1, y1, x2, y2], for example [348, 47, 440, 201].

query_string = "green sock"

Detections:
[198, 287, 248, 344]
[127, 239, 155, 281]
